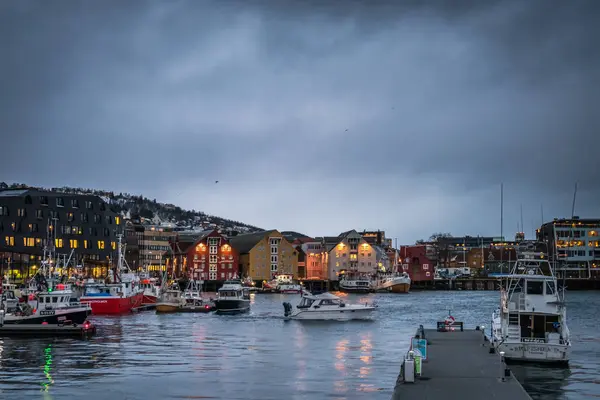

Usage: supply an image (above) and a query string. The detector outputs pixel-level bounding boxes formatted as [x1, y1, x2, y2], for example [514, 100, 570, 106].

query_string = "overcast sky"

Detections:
[1, 0, 599, 243]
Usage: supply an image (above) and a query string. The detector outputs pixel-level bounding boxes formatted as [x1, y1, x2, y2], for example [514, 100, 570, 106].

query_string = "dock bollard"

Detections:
[404, 351, 416, 383]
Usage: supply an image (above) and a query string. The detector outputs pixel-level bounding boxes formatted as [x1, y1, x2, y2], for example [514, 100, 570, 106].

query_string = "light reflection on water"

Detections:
[0, 291, 597, 399]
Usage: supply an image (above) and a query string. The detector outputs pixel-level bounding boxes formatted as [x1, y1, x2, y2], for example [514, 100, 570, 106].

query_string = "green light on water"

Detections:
[41, 344, 54, 393]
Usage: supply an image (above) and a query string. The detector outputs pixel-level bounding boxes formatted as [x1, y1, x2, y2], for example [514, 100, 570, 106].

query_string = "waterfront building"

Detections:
[292, 237, 327, 280]
[360, 230, 393, 247]
[465, 247, 517, 275]
[229, 230, 298, 282]
[184, 229, 239, 281]
[0, 188, 120, 279]
[137, 225, 176, 272]
[537, 217, 600, 279]
[398, 245, 435, 282]
[324, 230, 378, 281]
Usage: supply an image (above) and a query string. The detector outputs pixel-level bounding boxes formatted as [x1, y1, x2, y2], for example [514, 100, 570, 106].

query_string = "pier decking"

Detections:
[392, 328, 531, 400]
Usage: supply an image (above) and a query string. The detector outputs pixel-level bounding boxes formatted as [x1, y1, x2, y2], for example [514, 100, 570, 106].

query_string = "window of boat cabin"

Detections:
[319, 299, 339, 306]
[526, 280, 544, 295]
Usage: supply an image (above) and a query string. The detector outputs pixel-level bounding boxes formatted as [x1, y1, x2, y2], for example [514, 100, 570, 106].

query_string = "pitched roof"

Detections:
[229, 230, 276, 254]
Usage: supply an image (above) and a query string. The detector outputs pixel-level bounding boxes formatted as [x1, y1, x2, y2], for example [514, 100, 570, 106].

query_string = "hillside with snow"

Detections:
[1, 182, 263, 234]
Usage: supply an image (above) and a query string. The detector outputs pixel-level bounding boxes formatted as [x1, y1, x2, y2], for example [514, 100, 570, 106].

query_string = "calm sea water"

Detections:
[0, 291, 598, 400]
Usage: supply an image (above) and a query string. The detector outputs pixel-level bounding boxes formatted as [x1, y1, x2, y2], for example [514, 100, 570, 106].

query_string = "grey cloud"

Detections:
[1, 0, 599, 241]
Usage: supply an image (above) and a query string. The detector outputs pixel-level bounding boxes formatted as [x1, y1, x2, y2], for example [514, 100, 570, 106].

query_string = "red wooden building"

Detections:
[399, 245, 435, 282]
[187, 229, 239, 281]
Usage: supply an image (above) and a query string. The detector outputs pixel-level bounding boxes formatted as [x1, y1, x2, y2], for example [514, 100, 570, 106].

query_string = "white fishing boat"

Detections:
[338, 272, 373, 293]
[2, 283, 91, 325]
[374, 272, 411, 293]
[283, 292, 376, 321]
[274, 274, 303, 294]
[491, 248, 571, 364]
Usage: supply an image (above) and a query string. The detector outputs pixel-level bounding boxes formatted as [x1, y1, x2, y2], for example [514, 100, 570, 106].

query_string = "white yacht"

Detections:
[491, 249, 571, 364]
[283, 292, 376, 321]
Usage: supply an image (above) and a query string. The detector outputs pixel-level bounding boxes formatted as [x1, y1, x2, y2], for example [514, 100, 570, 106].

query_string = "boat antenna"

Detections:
[564, 183, 578, 299]
[520, 204, 524, 239]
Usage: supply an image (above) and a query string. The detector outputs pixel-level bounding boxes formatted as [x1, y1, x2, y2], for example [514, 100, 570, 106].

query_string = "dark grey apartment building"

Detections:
[0, 188, 121, 280]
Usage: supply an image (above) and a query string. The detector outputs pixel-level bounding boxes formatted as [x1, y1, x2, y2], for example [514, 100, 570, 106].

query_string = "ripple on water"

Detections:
[0, 291, 598, 399]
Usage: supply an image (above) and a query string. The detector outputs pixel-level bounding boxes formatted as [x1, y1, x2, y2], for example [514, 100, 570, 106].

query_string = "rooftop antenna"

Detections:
[541, 204, 544, 225]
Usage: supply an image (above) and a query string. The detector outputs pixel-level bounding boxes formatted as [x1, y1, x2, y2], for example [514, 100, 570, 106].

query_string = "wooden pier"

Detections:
[392, 325, 531, 400]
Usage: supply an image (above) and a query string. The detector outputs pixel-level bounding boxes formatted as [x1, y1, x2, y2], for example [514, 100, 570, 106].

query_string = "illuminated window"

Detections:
[84, 240, 89, 249]
[35, 238, 41, 245]
[111, 241, 116, 250]
[98, 241, 105, 250]
[67, 212, 74, 222]
[115, 216, 121, 225]
[5, 236, 14, 246]
[23, 237, 36, 247]
[349, 254, 357, 260]
[11, 222, 16, 232]
[70, 239, 79, 249]
[17, 208, 26, 217]
[55, 238, 64, 248]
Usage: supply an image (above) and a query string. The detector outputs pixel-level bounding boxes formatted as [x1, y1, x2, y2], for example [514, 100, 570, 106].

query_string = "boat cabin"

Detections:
[297, 293, 344, 309]
[218, 280, 250, 300]
[36, 289, 74, 310]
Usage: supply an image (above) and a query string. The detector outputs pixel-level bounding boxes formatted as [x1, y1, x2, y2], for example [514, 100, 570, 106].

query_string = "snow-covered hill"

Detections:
[1, 182, 262, 233]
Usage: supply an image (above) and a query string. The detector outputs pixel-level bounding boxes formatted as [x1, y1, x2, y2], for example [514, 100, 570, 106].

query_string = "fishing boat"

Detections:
[283, 292, 376, 321]
[338, 272, 373, 293]
[267, 274, 302, 294]
[139, 274, 161, 306]
[155, 286, 186, 313]
[373, 272, 411, 293]
[2, 284, 91, 325]
[491, 247, 571, 364]
[79, 235, 144, 314]
[214, 280, 250, 314]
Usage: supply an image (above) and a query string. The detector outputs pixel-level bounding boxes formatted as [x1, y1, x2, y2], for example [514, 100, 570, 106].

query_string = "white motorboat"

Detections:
[283, 292, 376, 321]
[491, 247, 571, 364]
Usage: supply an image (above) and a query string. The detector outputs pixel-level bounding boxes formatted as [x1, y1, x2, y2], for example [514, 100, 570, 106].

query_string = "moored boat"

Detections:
[283, 292, 376, 321]
[374, 272, 411, 293]
[338, 273, 373, 293]
[2, 284, 91, 325]
[155, 287, 186, 313]
[214, 280, 250, 314]
[139, 274, 161, 306]
[491, 246, 571, 364]
[79, 235, 144, 314]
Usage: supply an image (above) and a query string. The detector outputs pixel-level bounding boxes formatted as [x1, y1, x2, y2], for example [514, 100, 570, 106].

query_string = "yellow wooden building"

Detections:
[229, 229, 299, 281]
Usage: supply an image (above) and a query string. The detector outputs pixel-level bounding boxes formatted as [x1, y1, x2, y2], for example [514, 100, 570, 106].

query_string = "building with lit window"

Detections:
[137, 225, 176, 272]
[0, 188, 121, 280]
[229, 230, 298, 282]
[537, 217, 600, 279]
[324, 230, 378, 281]
[185, 229, 239, 282]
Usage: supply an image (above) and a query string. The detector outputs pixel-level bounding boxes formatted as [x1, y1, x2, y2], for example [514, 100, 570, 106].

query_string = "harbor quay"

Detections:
[392, 323, 532, 400]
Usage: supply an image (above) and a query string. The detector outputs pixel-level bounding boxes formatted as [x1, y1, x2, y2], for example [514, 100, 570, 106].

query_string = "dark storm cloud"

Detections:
[1, 0, 598, 240]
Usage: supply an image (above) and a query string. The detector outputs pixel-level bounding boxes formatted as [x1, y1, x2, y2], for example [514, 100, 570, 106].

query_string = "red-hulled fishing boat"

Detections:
[80, 234, 144, 314]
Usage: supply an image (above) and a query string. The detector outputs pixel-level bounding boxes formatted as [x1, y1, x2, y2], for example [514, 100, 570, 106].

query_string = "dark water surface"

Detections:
[0, 291, 598, 399]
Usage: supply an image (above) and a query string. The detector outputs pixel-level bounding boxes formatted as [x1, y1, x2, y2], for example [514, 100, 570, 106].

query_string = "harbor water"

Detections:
[0, 291, 598, 399]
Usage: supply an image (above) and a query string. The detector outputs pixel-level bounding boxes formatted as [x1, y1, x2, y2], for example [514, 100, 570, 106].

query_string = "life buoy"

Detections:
[444, 315, 456, 326]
